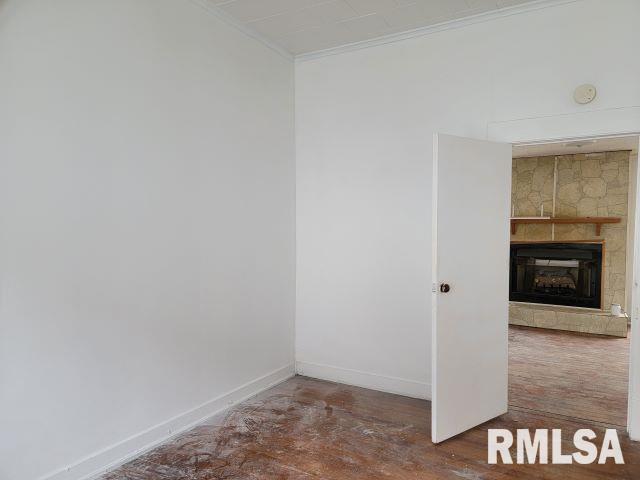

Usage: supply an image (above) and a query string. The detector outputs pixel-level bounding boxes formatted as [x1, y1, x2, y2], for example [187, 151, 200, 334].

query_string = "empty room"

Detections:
[1, 1, 640, 479]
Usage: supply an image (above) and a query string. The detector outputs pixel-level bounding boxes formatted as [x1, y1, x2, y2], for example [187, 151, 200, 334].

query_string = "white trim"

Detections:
[488, 106, 640, 145]
[295, 0, 578, 62]
[38, 364, 295, 480]
[628, 138, 640, 441]
[488, 109, 640, 442]
[186, 0, 294, 62]
[295, 361, 430, 400]
[431, 133, 440, 439]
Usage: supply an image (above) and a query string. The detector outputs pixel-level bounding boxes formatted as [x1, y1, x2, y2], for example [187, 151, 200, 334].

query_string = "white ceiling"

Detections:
[207, 0, 540, 56]
[513, 136, 640, 158]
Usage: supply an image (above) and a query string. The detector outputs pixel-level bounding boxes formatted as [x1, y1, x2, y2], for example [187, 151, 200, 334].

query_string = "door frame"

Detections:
[487, 106, 640, 440]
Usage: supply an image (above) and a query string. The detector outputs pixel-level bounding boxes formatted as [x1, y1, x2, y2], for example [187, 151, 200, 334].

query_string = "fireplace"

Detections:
[509, 242, 603, 309]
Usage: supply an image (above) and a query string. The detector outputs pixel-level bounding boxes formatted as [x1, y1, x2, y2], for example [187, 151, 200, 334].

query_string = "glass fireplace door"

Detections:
[509, 242, 603, 309]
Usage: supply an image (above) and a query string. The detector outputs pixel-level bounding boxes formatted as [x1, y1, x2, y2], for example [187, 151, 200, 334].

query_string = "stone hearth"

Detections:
[510, 302, 627, 337]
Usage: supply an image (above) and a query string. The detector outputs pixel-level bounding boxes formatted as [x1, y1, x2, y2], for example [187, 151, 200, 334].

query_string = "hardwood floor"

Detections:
[509, 325, 630, 426]
[102, 376, 640, 480]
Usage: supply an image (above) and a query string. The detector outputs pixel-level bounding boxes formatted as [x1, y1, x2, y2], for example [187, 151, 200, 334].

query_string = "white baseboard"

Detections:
[295, 361, 430, 400]
[39, 364, 295, 480]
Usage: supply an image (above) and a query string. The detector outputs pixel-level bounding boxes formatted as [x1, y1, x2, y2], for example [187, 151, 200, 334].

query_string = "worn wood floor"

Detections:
[102, 375, 639, 479]
[509, 325, 630, 426]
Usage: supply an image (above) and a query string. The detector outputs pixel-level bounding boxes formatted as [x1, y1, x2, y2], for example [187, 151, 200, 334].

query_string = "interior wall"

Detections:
[295, 0, 640, 398]
[0, 1, 295, 479]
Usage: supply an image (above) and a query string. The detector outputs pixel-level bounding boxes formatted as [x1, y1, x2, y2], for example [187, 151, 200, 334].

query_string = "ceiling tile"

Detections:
[277, 27, 338, 54]
[426, 0, 470, 17]
[381, 0, 470, 30]
[380, 3, 431, 30]
[459, 0, 503, 16]
[218, 0, 325, 23]
[278, 13, 390, 54]
[397, 0, 469, 15]
[248, 1, 358, 38]
[248, 9, 319, 38]
[338, 13, 390, 41]
[345, 0, 399, 16]
[497, 0, 534, 7]
[466, 0, 499, 9]
[305, 1, 360, 25]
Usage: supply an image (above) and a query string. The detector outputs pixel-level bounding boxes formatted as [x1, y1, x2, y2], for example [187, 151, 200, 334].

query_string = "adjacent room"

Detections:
[509, 136, 639, 427]
[1, 1, 640, 479]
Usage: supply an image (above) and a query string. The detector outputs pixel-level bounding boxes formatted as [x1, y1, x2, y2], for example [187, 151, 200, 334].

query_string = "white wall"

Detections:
[295, 0, 640, 399]
[0, 1, 295, 479]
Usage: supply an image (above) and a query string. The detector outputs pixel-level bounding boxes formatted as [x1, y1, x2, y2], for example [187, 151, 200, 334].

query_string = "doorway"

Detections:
[507, 135, 638, 427]
[432, 127, 640, 443]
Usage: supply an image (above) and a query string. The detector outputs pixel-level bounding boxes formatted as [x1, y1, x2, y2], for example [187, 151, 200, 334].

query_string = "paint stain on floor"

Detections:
[101, 376, 640, 479]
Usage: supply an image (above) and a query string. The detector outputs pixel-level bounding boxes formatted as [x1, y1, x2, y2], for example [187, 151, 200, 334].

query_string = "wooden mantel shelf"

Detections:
[510, 216, 621, 236]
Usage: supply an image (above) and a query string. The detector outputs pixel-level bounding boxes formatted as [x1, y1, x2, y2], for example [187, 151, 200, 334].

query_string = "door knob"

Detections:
[440, 283, 451, 293]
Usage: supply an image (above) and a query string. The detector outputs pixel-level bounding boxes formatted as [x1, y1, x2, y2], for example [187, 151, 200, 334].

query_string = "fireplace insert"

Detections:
[509, 242, 603, 309]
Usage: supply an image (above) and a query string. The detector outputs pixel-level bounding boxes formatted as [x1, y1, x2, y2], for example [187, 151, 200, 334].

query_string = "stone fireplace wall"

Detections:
[510, 150, 631, 337]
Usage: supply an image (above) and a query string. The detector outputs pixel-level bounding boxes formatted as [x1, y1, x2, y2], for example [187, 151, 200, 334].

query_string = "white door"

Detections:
[431, 133, 512, 443]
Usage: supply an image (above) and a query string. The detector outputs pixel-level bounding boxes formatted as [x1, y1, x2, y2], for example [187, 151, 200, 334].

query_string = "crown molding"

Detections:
[295, 0, 580, 63]
[187, 0, 579, 65]
[187, 0, 294, 62]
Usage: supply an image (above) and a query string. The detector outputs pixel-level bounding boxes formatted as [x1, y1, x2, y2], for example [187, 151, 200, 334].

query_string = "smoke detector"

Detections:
[573, 84, 597, 104]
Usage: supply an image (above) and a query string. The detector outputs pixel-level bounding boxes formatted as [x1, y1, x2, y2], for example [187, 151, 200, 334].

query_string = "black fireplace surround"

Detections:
[509, 242, 603, 309]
